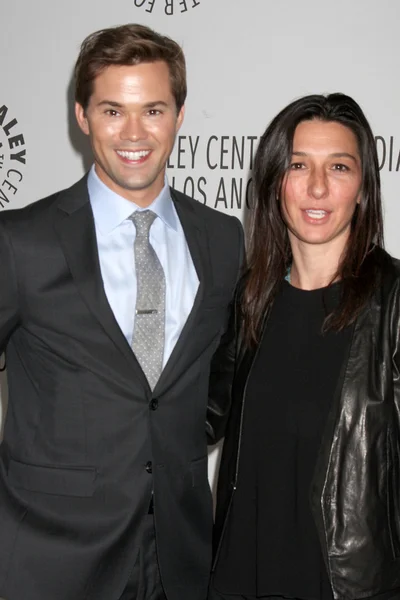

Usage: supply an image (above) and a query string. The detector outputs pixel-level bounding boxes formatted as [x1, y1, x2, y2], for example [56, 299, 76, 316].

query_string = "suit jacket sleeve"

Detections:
[206, 216, 244, 444]
[206, 296, 237, 444]
[0, 217, 20, 354]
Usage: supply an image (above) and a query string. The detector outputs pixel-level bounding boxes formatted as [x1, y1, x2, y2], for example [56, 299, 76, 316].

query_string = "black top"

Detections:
[214, 281, 352, 599]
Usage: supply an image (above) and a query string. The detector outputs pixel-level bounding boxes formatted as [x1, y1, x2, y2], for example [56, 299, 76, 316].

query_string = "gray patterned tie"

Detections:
[130, 210, 165, 390]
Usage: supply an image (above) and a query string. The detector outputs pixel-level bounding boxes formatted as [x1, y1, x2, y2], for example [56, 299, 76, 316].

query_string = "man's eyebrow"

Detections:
[95, 100, 170, 108]
[96, 100, 124, 108]
[143, 101, 169, 109]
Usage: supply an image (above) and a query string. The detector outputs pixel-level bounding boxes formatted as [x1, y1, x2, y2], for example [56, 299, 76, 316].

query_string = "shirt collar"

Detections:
[87, 165, 178, 235]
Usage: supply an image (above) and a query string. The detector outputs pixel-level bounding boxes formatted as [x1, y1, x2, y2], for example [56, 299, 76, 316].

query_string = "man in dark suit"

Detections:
[0, 24, 243, 600]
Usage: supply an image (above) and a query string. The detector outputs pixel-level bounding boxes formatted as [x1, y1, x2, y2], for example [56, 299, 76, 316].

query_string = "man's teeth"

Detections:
[305, 210, 327, 219]
[117, 150, 150, 160]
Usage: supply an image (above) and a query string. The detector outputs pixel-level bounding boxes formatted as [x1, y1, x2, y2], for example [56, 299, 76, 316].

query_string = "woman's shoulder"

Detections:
[368, 247, 400, 310]
[374, 247, 400, 280]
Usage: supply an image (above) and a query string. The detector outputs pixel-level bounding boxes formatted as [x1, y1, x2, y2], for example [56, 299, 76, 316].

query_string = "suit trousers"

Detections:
[119, 514, 167, 600]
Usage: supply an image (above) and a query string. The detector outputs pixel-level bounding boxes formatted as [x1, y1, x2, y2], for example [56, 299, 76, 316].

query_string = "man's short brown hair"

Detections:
[74, 24, 187, 112]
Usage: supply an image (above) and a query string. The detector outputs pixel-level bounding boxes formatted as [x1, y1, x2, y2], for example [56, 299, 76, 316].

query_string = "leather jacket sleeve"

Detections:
[391, 277, 400, 422]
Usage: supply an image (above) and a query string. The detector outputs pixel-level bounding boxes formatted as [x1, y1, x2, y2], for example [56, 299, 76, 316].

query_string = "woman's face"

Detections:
[281, 119, 362, 254]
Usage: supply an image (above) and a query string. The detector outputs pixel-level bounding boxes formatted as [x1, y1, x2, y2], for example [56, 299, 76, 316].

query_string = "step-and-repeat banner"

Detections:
[1, 0, 400, 484]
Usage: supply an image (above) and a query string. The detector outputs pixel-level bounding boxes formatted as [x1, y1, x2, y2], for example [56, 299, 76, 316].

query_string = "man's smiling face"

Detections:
[75, 61, 184, 207]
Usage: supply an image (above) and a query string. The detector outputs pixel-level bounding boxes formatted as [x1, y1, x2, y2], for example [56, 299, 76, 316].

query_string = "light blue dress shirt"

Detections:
[88, 166, 199, 368]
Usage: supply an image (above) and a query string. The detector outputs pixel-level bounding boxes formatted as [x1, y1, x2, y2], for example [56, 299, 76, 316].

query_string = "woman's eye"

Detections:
[290, 162, 304, 170]
[332, 163, 349, 172]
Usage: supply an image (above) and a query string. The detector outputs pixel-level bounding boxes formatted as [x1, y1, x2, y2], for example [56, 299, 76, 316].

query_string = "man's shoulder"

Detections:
[170, 187, 242, 230]
[0, 176, 88, 227]
[0, 191, 61, 224]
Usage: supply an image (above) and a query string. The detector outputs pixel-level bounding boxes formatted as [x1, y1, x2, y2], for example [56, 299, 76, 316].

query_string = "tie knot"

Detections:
[130, 210, 157, 238]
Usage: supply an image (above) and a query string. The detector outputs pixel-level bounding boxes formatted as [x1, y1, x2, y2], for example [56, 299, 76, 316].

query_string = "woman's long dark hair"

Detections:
[243, 93, 384, 346]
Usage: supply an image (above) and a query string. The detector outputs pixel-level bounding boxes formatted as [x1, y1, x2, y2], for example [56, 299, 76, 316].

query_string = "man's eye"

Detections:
[105, 109, 119, 117]
[148, 109, 161, 116]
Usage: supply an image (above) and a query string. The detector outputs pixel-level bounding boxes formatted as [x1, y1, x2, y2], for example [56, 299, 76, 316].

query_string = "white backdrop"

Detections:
[1, 0, 400, 485]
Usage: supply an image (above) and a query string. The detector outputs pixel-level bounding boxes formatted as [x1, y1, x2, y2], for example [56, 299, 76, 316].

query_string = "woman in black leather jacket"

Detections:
[208, 94, 400, 600]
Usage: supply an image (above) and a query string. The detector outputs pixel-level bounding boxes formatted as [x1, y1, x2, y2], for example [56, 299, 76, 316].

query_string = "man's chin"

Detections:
[114, 176, 159, 193]
[107, 174, 165, 205]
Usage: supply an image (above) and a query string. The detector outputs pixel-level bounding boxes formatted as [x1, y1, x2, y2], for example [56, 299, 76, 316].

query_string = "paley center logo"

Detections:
[0, 104, 27, 210]
[133, 0, 201, 16]
[375, 135, 400, 172]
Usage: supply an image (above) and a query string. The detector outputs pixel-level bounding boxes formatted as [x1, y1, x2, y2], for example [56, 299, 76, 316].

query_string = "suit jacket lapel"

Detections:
[53, 176, 148, 385]
[155, 189, 212, 392]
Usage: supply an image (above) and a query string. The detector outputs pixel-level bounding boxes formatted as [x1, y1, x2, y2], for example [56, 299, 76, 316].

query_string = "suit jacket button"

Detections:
[145, 461, 153, 474]
[150, 399, 158, 411]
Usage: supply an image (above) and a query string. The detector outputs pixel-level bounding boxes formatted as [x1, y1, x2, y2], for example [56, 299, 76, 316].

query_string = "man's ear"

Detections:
[176, 104, 185, 132]
[75, 102, 90, 135]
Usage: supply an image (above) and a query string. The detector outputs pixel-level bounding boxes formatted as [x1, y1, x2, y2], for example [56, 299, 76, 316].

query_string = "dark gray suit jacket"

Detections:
[0, 176, 243, 600]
